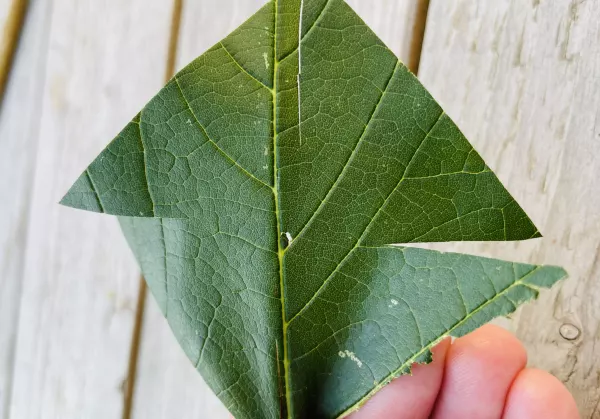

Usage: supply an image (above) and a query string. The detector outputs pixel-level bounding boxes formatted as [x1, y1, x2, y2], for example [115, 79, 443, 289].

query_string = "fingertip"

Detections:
[451, 324, 527, 369]
[349, 338, 450, 419]
[433, 336, 452, 355]
[503, 368, 579, 419]
[432, 324, 527, 418]
[429, 337, 451, 364]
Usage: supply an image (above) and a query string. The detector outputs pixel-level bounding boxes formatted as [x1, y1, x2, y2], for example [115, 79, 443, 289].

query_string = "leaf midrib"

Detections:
[274, 1, 334, 416]
[271, 1, 292, 418]
[274, 2, 447, 417]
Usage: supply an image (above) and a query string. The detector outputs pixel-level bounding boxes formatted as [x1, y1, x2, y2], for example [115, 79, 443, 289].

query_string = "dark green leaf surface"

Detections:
[61, 1, 566, 418]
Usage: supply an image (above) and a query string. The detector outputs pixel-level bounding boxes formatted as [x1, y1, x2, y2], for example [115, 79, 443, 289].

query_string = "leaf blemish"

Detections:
[338, 350, 363, 368]
[263, 52, 269, 69]
[388, 299, 399, 308]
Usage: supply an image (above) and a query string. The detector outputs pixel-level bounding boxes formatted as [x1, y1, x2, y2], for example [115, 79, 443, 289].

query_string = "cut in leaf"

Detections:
[61, 1, 566, 418]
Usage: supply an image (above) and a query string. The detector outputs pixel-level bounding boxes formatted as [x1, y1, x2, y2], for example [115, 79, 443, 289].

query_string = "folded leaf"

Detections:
[61, 1, 566, 418]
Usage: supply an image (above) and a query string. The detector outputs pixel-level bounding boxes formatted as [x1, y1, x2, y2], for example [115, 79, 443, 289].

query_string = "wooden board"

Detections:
[0, 0, 10, 28]
[5, 1, 174, 418]
[419, 1, 600, 417]
[0, 2, 52, 418]
[130, 1, 421, 418]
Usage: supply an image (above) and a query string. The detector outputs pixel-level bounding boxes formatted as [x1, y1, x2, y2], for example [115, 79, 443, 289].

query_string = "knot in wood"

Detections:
[559, 323, 581, 341]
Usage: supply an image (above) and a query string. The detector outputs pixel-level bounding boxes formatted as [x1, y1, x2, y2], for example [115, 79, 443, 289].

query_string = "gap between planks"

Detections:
[407, 0, 430, 75]
[0, 0, 28, 103]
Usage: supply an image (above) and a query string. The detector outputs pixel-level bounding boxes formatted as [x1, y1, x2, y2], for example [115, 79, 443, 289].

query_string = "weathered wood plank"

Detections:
[130, 1, 421, 417]
[419, 1, 600, 417]
[6, 1, 174, 418]
[0, 2, 51, 418]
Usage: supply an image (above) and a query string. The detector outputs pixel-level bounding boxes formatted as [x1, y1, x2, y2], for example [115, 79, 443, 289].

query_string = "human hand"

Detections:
[230, 325, 578, 418]
[349, 324, 579, 419]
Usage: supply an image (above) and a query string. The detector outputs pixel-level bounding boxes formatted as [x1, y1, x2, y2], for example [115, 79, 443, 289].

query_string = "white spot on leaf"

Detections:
[388, 298, 399, 308]
[338, 349, 363, 368]
[263, 52, 269, 70]
[285, 232, 293, 243]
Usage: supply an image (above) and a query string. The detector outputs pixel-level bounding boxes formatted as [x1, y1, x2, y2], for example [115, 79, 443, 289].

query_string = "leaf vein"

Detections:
[219, 41, 273, 90]
[278, 0, 331, 63]
[136, 116, 157, 215]
[84, 170, 105, 212]
[160, 218, 168, 317]
[286, 60, 401, 250]
[172, 76, 271, 189]
[336, 266, 544, 418]
[287, 109, 445, 325]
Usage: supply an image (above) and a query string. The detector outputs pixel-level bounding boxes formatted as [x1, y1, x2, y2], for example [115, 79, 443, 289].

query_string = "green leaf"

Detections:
[61, 1, 566, 418]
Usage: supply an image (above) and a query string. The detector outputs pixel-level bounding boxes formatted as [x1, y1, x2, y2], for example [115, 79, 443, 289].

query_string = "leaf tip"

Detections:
[59, 171, 106, 214]
[526, 265, 568, 289]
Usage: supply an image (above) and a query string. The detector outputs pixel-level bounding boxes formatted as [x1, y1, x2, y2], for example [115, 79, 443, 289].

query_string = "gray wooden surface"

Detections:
[0, 1, 52, 417]
[0, 0, 598, 418]
[419, 1, 600, 417]
[0, 1, 173, 418]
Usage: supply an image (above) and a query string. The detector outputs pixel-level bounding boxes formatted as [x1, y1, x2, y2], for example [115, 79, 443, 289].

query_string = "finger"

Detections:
[502, 368, 579, 419]
[431, 324, 527, 419]
[349, 338, 450, 419]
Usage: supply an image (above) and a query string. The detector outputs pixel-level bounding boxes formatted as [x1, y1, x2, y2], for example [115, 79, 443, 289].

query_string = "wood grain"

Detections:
[419, 1, 600, 417]
[0, 1, 51, 418]
[5, 1, 174, 418]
